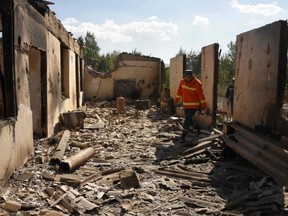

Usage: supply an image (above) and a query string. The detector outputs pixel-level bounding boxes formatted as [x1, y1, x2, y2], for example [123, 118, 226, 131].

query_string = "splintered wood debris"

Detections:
[0, 101, 287, 215]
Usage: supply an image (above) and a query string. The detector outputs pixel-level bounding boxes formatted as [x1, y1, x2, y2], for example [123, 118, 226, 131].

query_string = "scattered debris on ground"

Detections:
[0, 101, 287, 215]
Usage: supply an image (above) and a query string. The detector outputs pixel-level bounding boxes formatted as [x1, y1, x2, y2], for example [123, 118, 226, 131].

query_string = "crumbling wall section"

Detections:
[0, 0, 84, 185]
[194, 43, 219, 129]
[84, 54, 162, 101]
[46, 28, 79, 137]
[0, 0, 41, 184]
[46, 32, 62, 136]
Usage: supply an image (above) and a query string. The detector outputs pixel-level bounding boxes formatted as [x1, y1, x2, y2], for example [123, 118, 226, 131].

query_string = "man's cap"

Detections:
[184, 70, 193, 76]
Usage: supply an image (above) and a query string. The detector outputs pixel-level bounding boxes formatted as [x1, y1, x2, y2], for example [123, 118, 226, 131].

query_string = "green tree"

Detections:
[77, 36, 84, 46]
[78, 32, 120, 72]
[176, 46, 186, 56]
[186, 49, 201, 78]
[175, 47, 201, 78]
[77, 32, 100, 69]
[218, 41, 236, 96]
[97, 51, 120, 72]
[163, 67, 170, 89]
[131, 49, 142, 56]
[79, 31, 100, 61]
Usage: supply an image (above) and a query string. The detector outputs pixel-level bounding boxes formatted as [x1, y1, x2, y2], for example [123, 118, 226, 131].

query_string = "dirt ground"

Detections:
[0, 102, 287, 215]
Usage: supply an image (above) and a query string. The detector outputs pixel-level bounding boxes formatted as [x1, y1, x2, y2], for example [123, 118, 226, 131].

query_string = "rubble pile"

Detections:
[0, 102, 287, 215]
[282, 104, 288, 120]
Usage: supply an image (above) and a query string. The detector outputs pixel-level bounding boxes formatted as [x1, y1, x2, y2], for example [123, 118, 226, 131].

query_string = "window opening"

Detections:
[60, 44, 69, 98]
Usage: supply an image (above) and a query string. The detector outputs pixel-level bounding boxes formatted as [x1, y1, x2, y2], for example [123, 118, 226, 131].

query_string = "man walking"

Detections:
[225, 77, 234, 115]
[174, 70, 207, 143]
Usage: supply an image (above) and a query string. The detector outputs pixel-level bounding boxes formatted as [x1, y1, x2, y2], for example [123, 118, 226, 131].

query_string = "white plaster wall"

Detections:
[1, 0, 82, 184]
[85, 73, 114, 101]
[47, 33, 79, 136]
[0, 123, 15, 183]
[0, 104, 33, 183]
[28, 48, 42, 134]
[12, 34, 34, 172]
[46, 32, 61, 136]
[61, 49, 77, 111]
[13, 104, 33, 168]
[0, 3, 37, 183]
[170, 55, 185, 99]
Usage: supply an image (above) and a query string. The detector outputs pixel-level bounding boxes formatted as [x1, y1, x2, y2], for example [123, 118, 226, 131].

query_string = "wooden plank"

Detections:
[180, 195, 224, 210]
[182, 140, 213, 157]
[155, 169, 217, 185]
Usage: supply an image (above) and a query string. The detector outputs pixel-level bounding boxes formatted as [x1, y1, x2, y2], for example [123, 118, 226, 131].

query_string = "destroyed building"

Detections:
[0, 0, 84, 184]
[169, 20, 288, 185]
[84, 53, 165, 101]
[0, 0, 288, 215]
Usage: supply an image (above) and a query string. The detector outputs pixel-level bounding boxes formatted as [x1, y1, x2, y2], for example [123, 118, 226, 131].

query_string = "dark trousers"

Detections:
[183, 109, 197, 131]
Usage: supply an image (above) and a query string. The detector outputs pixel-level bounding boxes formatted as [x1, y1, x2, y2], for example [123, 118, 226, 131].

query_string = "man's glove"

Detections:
[201, 107, 209, 115]
[174, 101, 181, 108]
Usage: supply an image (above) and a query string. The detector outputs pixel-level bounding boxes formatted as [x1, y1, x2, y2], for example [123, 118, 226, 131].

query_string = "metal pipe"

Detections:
[60, 147, 94, 172]
[49, 130, 70, 165]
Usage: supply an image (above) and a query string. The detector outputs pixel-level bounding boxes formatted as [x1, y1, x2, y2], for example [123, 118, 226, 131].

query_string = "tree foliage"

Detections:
[175, 47, 201, 78]
[78, 32, 120, 72]
[218, 41, 236, 96]
[168, 42, 236, 97]
[97, 51, 120, 72]
[186, 49, 201, 78]
[83, 31, 100, 60]
[163, 67, 170, 89]
[78, 31, 240, 98]
[131, 49, 142, 56]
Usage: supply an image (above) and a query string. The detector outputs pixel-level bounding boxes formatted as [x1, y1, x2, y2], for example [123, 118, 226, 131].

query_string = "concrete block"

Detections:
[135, 100, 150, 110]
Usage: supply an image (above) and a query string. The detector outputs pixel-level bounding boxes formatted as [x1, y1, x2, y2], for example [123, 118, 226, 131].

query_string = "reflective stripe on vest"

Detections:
[183, 101, 200, 106]
[182, 85, 197, 91]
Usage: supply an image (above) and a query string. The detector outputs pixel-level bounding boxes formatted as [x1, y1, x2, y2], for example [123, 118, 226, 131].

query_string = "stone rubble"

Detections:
[0, 101, 287, 215]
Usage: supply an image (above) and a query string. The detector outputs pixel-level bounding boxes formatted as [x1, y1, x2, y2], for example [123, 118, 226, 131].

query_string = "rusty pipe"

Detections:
[60, 147, 94, 172]
[50, 130, 70, 165]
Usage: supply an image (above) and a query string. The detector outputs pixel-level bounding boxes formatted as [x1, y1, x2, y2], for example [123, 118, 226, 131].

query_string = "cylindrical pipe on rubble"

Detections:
[49, 130, 71, 166]
[4, 200, 21, 212]
[60, 147, 94, 172]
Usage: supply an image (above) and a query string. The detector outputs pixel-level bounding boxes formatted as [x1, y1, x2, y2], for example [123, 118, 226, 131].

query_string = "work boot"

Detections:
[180, 130, 188, 143]
[195, 125, 201, 136]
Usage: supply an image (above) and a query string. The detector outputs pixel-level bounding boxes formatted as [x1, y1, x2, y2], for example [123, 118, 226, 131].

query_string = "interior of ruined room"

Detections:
[0, 1, 287, 215]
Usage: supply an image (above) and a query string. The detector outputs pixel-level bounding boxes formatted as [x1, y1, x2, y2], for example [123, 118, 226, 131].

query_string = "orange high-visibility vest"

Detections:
[175, 76, 207, 110]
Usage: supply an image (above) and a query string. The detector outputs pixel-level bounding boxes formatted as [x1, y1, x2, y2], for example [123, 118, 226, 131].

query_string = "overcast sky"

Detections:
[50, 0, 288, 64]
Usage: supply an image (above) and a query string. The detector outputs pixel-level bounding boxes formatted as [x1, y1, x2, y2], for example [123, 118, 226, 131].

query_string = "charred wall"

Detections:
[84, 53, 163, 101]
[0, 0, 84, 185]
[233, 20, 287, 133]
